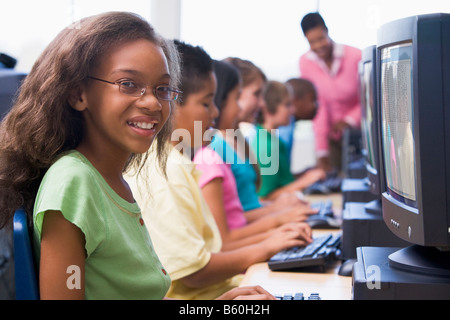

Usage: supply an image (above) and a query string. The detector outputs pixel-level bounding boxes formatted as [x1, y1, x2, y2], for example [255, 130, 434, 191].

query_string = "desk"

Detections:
[241, 193, 353, 300]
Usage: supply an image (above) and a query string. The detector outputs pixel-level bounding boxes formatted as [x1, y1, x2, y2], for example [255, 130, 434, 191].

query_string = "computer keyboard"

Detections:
[310, 200, 333, 217]
[275, 292, 321, 300]
[303, 175, 342, 195]
[307, 200, 341, 229]
[268, 233, 341, 271]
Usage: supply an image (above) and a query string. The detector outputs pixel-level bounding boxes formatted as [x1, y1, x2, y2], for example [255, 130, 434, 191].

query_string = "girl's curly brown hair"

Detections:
[0, 12, 180, 229]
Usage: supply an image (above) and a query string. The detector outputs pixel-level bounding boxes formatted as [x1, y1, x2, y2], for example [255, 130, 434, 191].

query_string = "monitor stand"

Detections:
[353, 246, 450, 299]
[388, 245, 450, 277]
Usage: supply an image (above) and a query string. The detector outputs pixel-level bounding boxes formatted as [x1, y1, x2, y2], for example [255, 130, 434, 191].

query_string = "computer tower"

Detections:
[341, 202, 409, 260]
[341, 178, 377, 205]
[341, 128, 365, 179]
[353, 246, 450, 299]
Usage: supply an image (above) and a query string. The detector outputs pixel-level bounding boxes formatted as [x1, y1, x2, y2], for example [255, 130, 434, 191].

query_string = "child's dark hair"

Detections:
[173, 40, 213, 104]
[286, 78, 316, 100]
[0, 12, 180, 229]
[300, 12, 328, 35]
[213, 60, 241, 127]
[213, 59, 261, 192]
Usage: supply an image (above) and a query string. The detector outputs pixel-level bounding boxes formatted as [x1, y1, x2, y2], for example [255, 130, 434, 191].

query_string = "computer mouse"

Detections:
[338, 259, 357, 277]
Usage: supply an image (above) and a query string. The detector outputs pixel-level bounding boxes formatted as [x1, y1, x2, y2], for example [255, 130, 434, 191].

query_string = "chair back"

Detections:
[13, 208, 39, 300]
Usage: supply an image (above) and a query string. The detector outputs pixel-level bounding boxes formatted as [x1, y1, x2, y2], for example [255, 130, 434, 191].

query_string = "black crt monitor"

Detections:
[378, 13, 450, 275]
[0, 69, 26, 119]
[340, 47, 379, 205]
[360, 45, 384, 213]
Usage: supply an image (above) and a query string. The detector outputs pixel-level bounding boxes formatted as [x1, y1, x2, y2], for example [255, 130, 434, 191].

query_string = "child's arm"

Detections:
[201, 178, 281, 245]
[263, 168, 326, 201]
[202, 178, 316, 248]
[244, 191, 312, 222]
[216, 286, 276, 300]
[180, 222, 312, 289]
[39, 210, 86, 300]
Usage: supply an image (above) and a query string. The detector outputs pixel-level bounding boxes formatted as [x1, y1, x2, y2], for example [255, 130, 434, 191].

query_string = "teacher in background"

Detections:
[299, 12, 361, 173]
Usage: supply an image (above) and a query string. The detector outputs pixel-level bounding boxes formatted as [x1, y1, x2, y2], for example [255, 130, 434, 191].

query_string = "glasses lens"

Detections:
[156, 86, 179, 101]
[119, 81, 142, 97]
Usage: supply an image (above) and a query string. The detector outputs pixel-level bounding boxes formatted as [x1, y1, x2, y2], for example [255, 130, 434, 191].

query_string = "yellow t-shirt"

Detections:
[126, 145, 242, 300]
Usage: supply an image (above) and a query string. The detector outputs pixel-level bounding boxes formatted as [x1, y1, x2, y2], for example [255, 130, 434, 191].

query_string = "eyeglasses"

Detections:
[88, 76, 181, 101]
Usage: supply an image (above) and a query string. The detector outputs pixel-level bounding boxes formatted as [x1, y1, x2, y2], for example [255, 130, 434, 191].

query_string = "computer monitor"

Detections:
[340, 47, 379, 204]
[0, 69, 26, 119]
[360, 45, 381, 196]
[378, 13, 450, 275]
[359, 45, 386, 214]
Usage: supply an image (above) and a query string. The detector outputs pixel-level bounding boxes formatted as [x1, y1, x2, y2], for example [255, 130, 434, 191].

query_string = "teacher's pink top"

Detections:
[300, 42, 362, 157]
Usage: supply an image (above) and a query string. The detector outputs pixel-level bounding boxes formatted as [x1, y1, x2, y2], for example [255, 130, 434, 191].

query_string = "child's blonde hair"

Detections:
[225, 57, 266, 88]
[263, 81, 291, 114]
[257, 80, 291, 123]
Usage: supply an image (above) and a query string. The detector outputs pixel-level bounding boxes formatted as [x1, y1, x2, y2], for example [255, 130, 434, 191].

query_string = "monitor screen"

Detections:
[380, 43, 417, 207]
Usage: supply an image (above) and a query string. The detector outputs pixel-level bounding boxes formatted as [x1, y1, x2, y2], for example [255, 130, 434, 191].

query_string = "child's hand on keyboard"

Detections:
[271, 202, 319, 225]
[262, 222, 313, 259]
[216, 286, 277, 300]
[266, 191, 309, 210]
[296, 167, 327, 190]
[276, 222, 313, 242]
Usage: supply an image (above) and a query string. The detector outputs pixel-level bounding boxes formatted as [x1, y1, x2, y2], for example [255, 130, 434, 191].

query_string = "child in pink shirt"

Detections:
[194, 146, 247, 230]
[196, 60, 315, 250]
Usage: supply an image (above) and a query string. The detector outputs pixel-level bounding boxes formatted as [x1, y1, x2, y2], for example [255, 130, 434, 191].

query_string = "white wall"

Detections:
[150, 0, 181, 39]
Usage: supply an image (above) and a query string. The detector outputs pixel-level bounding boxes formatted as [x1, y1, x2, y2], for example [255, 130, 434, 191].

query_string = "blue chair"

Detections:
[13, 208, 39, 300]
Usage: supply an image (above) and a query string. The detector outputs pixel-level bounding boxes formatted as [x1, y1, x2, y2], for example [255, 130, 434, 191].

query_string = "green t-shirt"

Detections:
[251, 125, 295, 197]
[33, 150, 171, 300]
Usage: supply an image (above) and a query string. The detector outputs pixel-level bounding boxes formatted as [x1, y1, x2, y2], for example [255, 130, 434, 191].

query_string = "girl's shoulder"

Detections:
[50, 149, 89, 168]
[44, 150, 96, 183]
